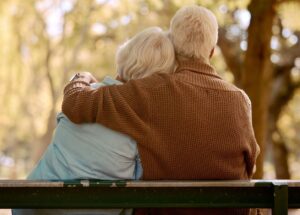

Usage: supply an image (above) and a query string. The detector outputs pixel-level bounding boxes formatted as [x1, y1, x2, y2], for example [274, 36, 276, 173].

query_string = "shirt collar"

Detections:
[175, 59, 221, 79]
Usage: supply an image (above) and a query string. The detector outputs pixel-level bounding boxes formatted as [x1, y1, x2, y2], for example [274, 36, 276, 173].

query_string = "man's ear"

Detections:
[209, 47, 215, 58]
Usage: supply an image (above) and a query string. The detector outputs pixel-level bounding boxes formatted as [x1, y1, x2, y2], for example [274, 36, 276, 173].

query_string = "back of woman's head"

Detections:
[116, 27, 175, 81]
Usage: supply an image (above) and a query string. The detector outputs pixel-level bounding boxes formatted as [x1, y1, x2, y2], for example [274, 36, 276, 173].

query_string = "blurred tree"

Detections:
[218, 0, 300, 178]
[242, 0, 277, 178]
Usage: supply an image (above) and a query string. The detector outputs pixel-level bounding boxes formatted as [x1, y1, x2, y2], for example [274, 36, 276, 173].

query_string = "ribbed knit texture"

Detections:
[62, 59, 260, 215]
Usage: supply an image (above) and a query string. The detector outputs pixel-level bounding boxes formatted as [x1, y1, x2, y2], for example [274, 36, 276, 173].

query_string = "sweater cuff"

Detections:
[63, 80, 90, 95]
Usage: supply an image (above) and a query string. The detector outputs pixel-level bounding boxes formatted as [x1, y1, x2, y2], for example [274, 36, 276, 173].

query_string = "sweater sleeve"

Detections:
[240, 91, 260, 178]
[61, 78, 152, 139]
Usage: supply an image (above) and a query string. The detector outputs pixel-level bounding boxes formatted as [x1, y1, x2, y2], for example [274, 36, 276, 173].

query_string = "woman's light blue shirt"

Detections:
[28, 77, 142, 181]
[13, 77, 142, 215]
[27, 112, 142, 180]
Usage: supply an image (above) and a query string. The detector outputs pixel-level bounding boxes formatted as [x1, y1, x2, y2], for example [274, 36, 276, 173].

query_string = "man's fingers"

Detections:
[70, 71, 98, 84]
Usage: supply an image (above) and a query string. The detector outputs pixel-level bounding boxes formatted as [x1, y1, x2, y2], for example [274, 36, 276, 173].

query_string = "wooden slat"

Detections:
[0, 179, 299, 211]
[0, 180, 64, 187]
[0, 179, 299, 188]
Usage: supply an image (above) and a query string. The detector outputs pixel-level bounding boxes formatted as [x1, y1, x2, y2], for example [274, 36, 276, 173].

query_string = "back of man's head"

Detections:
[169, 5, 218, 61]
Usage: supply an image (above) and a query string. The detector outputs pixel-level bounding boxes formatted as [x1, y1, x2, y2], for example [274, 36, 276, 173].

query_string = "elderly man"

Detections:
[62, 5, 260, 215]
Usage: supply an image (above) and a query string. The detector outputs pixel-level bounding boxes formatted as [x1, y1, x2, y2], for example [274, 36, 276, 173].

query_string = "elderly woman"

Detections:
[13, 27, 175, 215]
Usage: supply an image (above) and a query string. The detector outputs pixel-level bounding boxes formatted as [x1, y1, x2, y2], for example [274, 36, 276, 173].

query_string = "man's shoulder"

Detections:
[219, 82, 252, 106]
[238, 89, 252, 107]
[172, 69, 243, 93]
[223, 82, 248, 96]
[113, 73, 172, 91]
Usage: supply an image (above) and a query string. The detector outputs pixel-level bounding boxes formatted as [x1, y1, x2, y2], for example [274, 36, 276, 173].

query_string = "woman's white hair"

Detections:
[116, 27, 175, 81]
[169, 5, 218, 60]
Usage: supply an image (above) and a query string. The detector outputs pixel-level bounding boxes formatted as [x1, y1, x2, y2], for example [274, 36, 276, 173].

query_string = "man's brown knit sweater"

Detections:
[62, 60, 260, 214]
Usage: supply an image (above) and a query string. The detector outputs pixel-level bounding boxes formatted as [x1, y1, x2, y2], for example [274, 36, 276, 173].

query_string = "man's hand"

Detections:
[70, 72, 98, 84]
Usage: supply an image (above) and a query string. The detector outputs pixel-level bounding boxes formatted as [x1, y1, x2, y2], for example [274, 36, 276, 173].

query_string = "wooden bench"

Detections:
[0, 180, 299, 215]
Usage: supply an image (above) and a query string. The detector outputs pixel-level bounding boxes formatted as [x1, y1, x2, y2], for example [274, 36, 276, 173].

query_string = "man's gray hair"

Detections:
[169, 5, 218, 60]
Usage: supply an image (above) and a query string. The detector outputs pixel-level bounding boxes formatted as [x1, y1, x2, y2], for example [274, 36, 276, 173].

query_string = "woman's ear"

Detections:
[209, 47, 215, 59]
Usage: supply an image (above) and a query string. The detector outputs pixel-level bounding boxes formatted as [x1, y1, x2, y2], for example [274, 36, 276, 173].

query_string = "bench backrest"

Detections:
[0, 180, 300, 215]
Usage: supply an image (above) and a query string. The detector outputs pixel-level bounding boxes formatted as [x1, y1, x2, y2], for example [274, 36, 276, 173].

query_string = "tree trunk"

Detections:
[218, 1, 299, 179]
[32, 107, 57, 162]
[273, 136, 290, 179]
[267, 65, 296, 179]
[242, 0, 277, 178]
[267, 109, 290, 179]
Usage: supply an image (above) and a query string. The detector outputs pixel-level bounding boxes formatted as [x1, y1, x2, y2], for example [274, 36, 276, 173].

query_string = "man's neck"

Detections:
[176, 55, 210, 65]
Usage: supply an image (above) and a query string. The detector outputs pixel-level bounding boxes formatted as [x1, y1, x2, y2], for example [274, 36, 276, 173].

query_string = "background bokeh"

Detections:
[0, 0, 300, 181]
